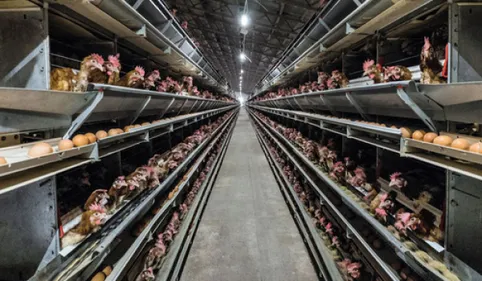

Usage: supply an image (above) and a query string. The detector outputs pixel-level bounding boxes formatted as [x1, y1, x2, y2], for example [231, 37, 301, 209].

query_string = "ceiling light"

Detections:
[240, 14, 249, 27]
[241, 69, 244, 74]
[240, 52, 246, 62]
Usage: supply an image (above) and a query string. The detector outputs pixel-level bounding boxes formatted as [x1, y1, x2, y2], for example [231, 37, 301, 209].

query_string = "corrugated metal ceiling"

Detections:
[162, 0, 323, 93]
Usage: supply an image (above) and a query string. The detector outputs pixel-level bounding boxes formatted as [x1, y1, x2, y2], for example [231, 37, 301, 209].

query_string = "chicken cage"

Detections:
[1, 0, 482, 281]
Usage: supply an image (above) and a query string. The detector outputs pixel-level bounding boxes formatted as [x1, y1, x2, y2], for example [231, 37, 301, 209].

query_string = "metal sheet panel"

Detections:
[0, 177, 57, 280]
[0, 8, 49, 89]
[452, 4, 482, 82]
[447, 174, 482, 276]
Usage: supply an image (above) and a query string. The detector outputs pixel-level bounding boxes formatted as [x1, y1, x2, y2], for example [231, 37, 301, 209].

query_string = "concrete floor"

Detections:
[180, 108, 317, 281]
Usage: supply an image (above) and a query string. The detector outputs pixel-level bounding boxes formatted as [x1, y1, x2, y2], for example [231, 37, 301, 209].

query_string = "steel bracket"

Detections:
[175, 99, 189, 115]
[346, 23, 355, 35]
[132, 0, 146, 10]
[285, 98, 297, 110]
[136, 24, 147, 37]
[195, 100, 206, 112]
[129, 96, 151, 125]
[345, 92, 370, 121]
[351, 0, 362, 6]
[303, 96, 312, 112]
[64, 91, 104, 139]
[187, 100, 198, 114]
[319, 95, 337, 116]
[159, 98, 176, 119]
[160, 20, 173, 34]
[396, 87, 438, 133]
[320, 44, 327, 53]
[291, 98, 305, 111]
[318, 18, 331, 31]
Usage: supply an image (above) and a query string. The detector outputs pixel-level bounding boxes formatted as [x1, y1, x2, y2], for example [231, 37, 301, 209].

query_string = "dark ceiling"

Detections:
[163, 0, 322, 93]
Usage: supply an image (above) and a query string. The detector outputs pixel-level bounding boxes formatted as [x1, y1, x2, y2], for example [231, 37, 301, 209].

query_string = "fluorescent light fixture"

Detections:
[240, 14, 249, 27]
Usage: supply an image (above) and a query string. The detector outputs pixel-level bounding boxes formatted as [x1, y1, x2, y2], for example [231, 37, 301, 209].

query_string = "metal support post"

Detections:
[63, 91, 104, 139]
[319, 95, 337, 116]
[129, 96, 151, 125]
[395, 88, 438, 133]
[159, 98, 176, 119]
[345, 92, 370, 121]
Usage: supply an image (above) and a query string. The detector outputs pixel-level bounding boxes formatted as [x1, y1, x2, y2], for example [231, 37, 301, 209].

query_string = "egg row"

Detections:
[0, 121, 165, 165]
[402, 128, 482, 153]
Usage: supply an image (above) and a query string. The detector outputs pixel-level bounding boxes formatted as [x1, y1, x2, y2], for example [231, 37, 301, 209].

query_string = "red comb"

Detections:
[90, 53, 104, 65]
[108, 54, 120, 68]
[89, 203, 105, 212]
[363, 59, 374, 71]
[135, 66, 145, 77]
[390, 172, 402, 180]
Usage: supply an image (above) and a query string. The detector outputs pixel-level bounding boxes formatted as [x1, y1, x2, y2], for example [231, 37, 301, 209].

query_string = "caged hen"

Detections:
[420, 37, 446, 84]
[115, 66, 145, 88]
[362, 59, 384, 83]
[384, 65, 412, 82]
[50, 53, 104, 92]
[89, 53, 121, 85]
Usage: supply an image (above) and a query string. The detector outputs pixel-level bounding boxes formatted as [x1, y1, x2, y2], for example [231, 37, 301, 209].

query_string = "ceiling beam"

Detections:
[189, 26, 286, 51]
[178, 6, 296, 34]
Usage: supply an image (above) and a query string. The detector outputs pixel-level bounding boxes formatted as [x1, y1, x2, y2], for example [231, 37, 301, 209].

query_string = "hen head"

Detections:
[83, 53, 105, 72]
[362, 59, 382, 79]
[112, 176, 128, 190]
[318, 71, 329, 82]
[105, 54, 121, 75]
[88, 203, 107, 226]
[332, 161, 345, 173]
[389, 172, 407, 189]
[128, 66, 145, 85]
[145, 70, 160, 88]
[422, 36, 433, 57]
[347, 262, 362, 279]
[183, 76, 193, 87]
[139, 267, 155, 281]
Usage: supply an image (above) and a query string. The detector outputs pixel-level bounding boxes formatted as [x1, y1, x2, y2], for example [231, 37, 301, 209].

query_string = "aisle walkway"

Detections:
[180, 108, 317, 281]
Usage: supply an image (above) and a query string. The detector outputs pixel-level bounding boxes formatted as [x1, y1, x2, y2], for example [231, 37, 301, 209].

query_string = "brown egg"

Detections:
[411, 130, 426, 140]
[390, 125, 398, 129]
[401, 127, 412, 138]
[85, 133, 97, 143]
[91, 272, 106, 281]
[72, 134, 89, 147]
[108, 129, 119, 136]
[0, 157, 7, 165]
[134, 124, 141, 128]
[152, 120, 161, 123]
[115, 128, 124, 134]
[423, 132, 438, 143]
[102, 265, 113, 276]
[451, 138, 470, 150]
[141, 122, 151, 126]
[433, 135, 453, 146]
[58, 139, 74, 151]
[123, 125, 133, 132]
[28, 142, 54, 157]
[469, 142, 482, 153]
[96, 130, 108, 139]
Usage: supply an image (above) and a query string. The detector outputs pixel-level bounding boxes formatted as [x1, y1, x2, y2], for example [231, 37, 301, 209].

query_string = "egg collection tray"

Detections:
[0, 138, 95, 178]
[403, 134, 482, 166]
